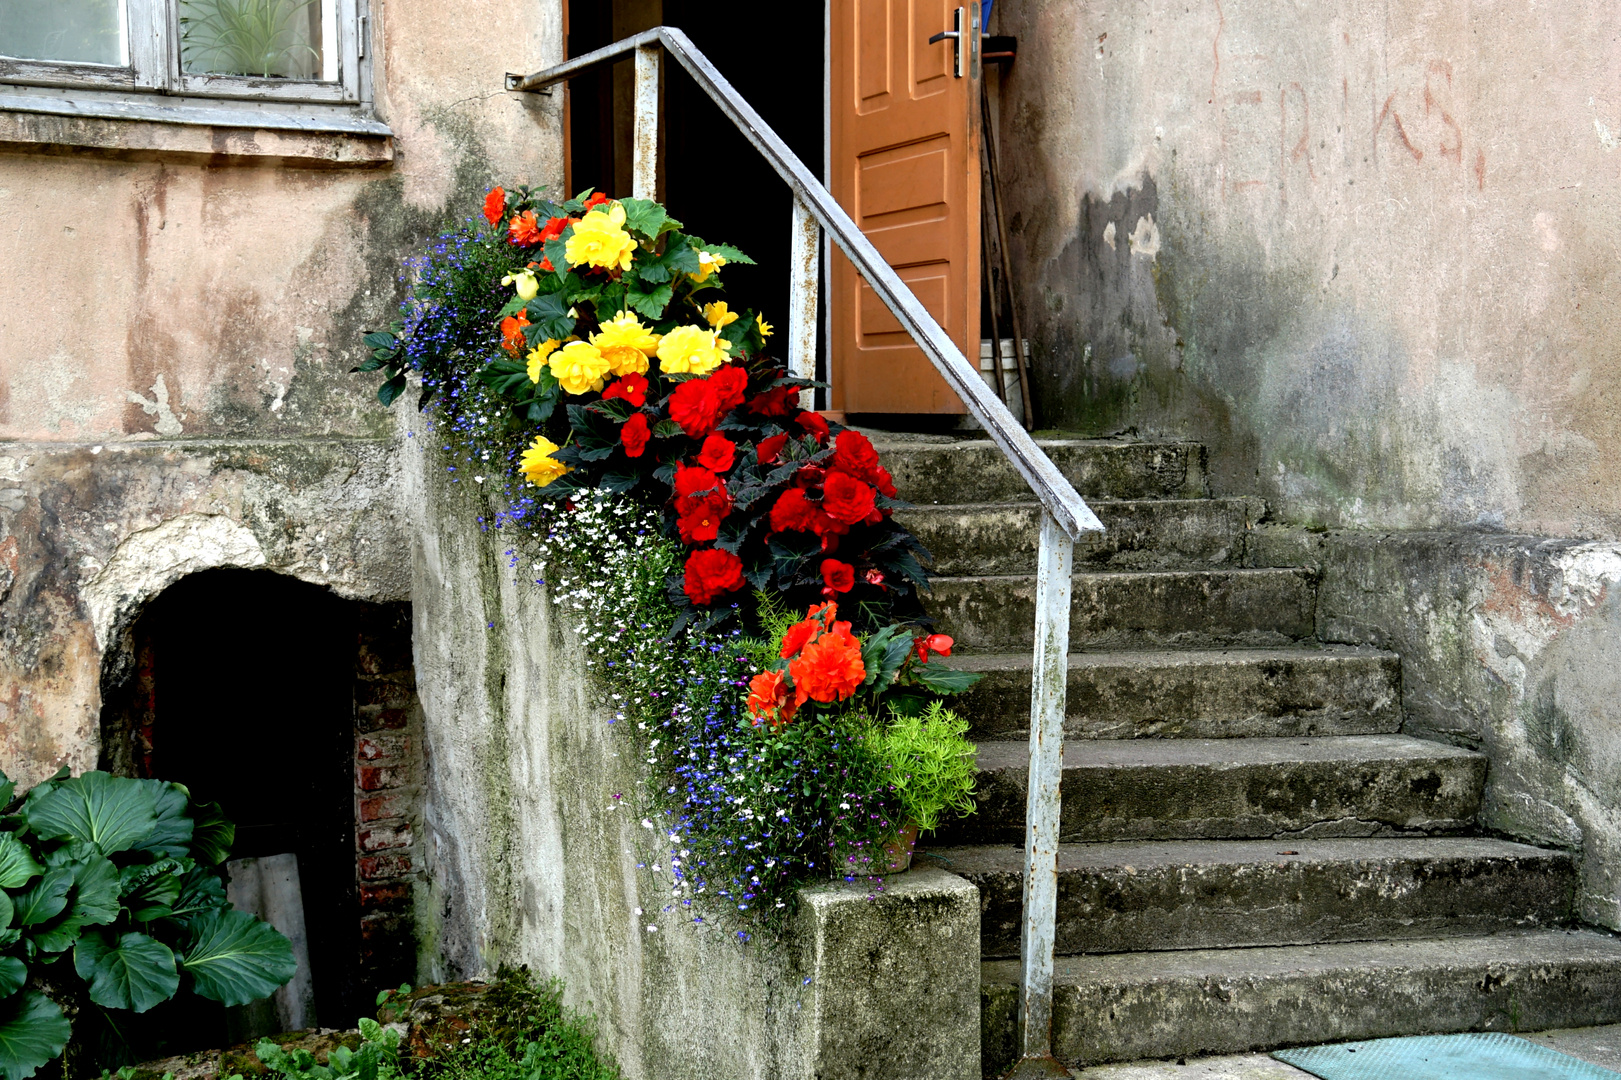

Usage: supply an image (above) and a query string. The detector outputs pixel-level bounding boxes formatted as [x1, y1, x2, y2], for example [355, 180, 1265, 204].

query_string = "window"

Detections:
[0, 0, 368, 107]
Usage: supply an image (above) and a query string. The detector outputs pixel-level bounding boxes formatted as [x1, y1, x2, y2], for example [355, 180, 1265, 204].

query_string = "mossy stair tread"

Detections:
[923, 837, 1576, 957]
[980, 930, 1621, 1069]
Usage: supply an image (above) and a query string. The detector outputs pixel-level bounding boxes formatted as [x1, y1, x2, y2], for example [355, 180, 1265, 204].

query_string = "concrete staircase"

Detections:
[875, 433, 1621, 1077]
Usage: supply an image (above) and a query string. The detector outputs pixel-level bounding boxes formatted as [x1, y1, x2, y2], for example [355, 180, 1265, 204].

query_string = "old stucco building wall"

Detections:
[994, 0, 1621, 927]
[0, 0, 565, 790]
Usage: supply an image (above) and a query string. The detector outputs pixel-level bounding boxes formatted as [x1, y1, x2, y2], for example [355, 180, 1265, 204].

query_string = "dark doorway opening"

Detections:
[98, 569, 422, 1063]
[137, 570, 358, 1031]
[566, 0, 826, 337]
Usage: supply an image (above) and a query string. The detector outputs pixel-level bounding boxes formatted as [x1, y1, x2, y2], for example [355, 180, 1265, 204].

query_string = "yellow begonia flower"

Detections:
[519, 435, 570, 488]
[526, 338, 561, 383]
[690, 250, 727, 283]
[756, 313, 774, 338]
[703, 301, 740, 329]
[590, 310, 661, 377]
[502, 268, 539, 302]
[565, 203, 638, 273]
[549, 340, 614, 395]
[657, 324, 733, 376]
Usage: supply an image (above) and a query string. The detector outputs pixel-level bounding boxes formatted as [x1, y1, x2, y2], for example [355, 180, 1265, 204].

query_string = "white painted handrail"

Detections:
[508, 28, 1103, 1074]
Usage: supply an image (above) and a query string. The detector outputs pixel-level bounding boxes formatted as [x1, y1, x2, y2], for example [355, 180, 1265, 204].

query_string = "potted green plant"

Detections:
[866, 703, 978, 872]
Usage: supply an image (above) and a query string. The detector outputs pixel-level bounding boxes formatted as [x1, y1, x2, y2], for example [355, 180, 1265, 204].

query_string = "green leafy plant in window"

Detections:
[0, 768, 296, 1080]
[178, 0, 321, 80]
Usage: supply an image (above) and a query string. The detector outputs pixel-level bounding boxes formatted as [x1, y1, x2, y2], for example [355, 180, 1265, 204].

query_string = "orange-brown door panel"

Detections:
[831, 0, 980, 414]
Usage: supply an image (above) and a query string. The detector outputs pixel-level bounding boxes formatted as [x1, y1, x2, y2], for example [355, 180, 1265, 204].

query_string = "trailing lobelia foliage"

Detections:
[0, 768, 296, 1080]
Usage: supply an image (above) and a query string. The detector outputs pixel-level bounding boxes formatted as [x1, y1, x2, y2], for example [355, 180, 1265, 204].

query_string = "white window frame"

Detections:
[0, 0, 369, 108]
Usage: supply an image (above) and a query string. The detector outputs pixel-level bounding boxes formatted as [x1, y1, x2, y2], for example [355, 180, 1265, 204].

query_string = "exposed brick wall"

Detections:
[353, 604, 423, 996]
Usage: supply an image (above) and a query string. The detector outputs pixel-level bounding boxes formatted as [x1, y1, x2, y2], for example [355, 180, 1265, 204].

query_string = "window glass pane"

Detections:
[178, 0, 331, 80]
[0, 0, 127, 66]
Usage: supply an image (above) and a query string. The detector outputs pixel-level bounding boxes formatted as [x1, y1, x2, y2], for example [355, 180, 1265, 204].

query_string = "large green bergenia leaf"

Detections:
[0, 991, 70, 1080]
[130, 781, 193, 861]
[0, 771, 13, 810]
[11, 870, 71, 927]
[0, 835, 41, 891]
[23, 773, 157, 857]
[74, 929, 180, 1013]
[0, 959, 23, 999]
[27, 853, 119, 954]
[179, 909, 296, 1007]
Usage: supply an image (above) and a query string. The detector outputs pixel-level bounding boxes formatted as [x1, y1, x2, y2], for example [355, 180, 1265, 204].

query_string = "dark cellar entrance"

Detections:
[99, 568, 421, 1061]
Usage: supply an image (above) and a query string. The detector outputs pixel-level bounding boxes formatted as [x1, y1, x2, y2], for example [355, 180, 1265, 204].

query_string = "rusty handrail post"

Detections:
[788, 193, 820, 410]
[632, 43, 660, 201]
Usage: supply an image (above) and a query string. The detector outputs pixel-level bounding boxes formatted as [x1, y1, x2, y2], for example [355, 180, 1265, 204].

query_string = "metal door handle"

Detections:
[929, 6, 966, 78]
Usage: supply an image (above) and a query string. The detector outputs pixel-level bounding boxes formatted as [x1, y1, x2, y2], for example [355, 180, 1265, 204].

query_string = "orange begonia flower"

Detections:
[789, 621, 866, 704]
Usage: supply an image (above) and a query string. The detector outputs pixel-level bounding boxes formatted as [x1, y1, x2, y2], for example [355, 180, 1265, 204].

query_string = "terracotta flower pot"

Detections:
[881, 820, 921, 874]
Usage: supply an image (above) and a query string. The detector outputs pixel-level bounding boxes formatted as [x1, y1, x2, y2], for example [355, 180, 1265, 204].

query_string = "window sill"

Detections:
[0, 91, 393, 167]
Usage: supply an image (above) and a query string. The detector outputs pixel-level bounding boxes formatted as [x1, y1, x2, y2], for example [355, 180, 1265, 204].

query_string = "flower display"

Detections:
[358, 185, 984, 936]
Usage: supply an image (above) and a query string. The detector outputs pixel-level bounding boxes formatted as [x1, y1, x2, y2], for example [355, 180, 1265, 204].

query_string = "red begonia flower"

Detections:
[683, 547, 745, 605]
[795, 410, 830, 443]
[694, 432, 737, 473]
[820, 470, 877, 526]
[620, 412, 651, 458]
[602, 372, 649, 407]
[821, 559, 855, 596]
[748, 383, 798, 417]
[756, 433, 790, 465]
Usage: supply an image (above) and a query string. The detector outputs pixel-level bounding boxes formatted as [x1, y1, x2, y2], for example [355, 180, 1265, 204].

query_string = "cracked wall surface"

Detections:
[0, 0, 566, 787]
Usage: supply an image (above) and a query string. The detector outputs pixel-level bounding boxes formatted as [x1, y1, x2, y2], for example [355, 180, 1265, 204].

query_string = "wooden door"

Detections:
[829, 0, 981, 415]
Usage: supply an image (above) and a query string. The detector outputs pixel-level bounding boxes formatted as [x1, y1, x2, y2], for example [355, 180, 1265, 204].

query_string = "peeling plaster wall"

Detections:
[995, 0, 1621, 539]
[0, 1, 566, 786]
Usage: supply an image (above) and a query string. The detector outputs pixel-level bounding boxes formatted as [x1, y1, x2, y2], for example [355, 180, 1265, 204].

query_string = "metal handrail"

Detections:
[508, 25, 1101, 1075]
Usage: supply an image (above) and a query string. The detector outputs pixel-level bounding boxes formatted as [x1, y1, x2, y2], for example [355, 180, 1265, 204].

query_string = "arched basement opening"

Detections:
[99, 567, 420, 1055]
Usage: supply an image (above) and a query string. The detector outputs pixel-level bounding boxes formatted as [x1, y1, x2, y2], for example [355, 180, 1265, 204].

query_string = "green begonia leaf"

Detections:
[74, 929, 180, 1013]
[0, 991, 70, 1080]
[0, 959, 23, 999]
[186, 802, 235, 867]
[0, 835, 41, 891]
[130, 781, 193, 861]
[22, 773, 157, 857]
[0, 771, 13, 811]
[179, 909, 296, 1007]
[11, 871, 71, 928]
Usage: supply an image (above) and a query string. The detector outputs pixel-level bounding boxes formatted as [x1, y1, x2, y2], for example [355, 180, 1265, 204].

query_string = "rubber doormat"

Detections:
[1274, 1032, 1621, 1079]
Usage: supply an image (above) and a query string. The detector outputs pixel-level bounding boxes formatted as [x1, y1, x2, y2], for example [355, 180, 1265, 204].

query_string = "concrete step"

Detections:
[929, 568, 1317, 651]
[872, 437, 1208, 504]
[944, 735, 1486, 844]
[923, 837, 1575, 959]
[896, 499, 1255, 575]
[979, 929, 1621, 1072]
[949, 647, 1402, 741]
